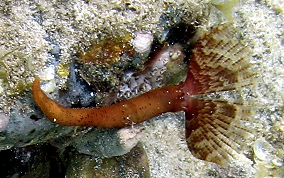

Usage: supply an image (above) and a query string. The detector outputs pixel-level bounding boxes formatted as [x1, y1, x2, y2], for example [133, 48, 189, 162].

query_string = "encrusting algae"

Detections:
[32, 23, 256, 167]
[78, 34, 134, 64]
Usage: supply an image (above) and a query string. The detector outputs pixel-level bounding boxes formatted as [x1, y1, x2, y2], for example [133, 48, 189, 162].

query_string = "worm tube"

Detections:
[32, 77, 184, 128]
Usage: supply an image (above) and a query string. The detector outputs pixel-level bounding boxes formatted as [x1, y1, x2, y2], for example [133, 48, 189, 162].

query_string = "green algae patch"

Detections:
[211, 0, 239, 21]
[57, 63, 70, 79]
[0, 49, 35, 96]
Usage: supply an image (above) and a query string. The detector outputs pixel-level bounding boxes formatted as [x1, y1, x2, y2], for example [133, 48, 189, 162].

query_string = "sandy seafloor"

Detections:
[0, 0, 284, 177]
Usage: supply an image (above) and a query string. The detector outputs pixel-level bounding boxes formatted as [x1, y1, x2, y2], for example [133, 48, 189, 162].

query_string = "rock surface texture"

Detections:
[0, 0, 283, 177]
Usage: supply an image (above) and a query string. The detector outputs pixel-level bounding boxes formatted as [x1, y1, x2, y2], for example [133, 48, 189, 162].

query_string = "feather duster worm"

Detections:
[32, 23, 256, 166]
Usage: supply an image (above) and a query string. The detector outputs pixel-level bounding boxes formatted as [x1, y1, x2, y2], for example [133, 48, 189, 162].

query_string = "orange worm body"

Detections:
[32, 77, 185, 128]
